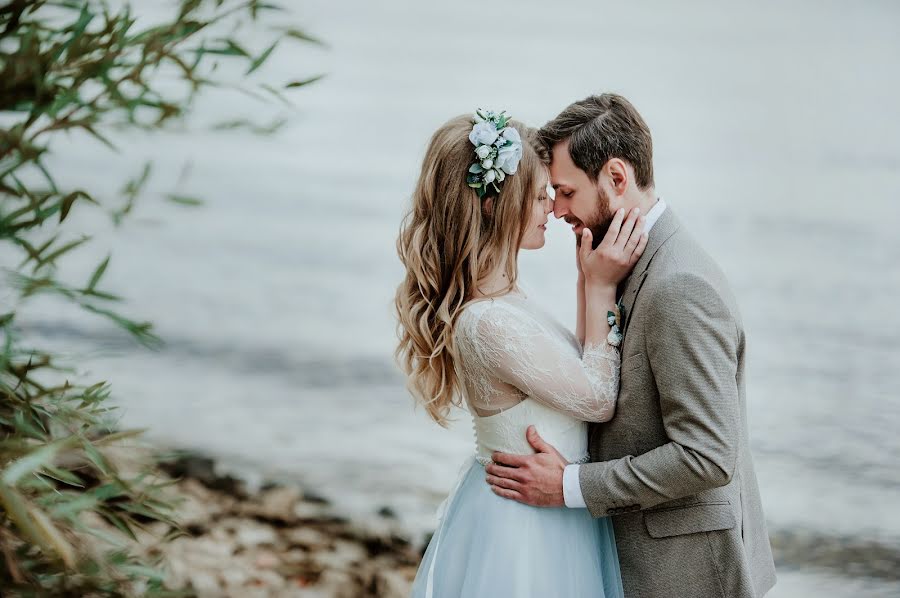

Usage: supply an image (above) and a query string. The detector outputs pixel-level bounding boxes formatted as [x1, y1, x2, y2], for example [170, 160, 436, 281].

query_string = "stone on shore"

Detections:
[121, 451, 419, 597]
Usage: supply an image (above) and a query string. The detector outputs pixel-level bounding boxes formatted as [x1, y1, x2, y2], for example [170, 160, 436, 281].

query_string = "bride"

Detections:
[395, 110, 647, 597]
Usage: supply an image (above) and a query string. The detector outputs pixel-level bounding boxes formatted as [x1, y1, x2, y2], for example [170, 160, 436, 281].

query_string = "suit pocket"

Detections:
[622, 352, 645, 373]
[643, 502, 735, 538]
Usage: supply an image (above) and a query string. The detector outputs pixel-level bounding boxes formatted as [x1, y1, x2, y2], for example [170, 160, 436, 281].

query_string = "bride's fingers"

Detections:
[614, 208, 640, 250]
[623, 215, 646, 256]
[599, 208, 625, 249]
[579, 229, 593, 263]
[629, 232, 649, 266]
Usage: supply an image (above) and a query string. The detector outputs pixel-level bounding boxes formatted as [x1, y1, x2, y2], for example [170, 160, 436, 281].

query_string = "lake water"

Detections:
[12, 0, 900, 595]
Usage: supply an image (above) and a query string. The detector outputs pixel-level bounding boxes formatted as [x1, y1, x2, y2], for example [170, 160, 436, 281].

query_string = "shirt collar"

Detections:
[643, 197, 667, 233]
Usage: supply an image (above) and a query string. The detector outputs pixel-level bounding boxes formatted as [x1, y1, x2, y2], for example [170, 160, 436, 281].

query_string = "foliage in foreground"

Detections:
[0, 0, 320, 594]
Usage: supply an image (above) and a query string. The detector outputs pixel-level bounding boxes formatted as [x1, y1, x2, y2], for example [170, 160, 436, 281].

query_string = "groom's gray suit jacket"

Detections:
[583, 207, 777, 598]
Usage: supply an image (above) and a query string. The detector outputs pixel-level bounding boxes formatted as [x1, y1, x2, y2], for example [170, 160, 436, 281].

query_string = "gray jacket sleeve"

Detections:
[579, 271, 740, 517]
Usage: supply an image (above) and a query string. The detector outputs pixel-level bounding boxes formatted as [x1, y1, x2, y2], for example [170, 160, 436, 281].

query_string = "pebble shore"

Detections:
[132, 453, 420, 597]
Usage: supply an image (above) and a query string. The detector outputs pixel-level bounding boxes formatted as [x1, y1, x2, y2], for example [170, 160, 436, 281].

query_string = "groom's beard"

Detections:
[586, 187, 615, 249]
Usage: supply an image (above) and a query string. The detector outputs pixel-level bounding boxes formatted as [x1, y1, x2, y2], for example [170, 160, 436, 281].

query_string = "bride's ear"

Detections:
[481, 197, 494, 216]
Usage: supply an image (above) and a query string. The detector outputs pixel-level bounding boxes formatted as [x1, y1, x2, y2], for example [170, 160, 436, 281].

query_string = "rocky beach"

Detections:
[104, 451, 419, 598]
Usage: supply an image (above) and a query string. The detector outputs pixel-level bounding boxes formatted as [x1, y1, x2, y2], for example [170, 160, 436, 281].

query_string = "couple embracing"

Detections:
[395, 94, 777, 598]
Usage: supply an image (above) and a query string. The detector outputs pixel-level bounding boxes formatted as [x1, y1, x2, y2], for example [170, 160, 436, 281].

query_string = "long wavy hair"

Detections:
[395, 115, 548, 426]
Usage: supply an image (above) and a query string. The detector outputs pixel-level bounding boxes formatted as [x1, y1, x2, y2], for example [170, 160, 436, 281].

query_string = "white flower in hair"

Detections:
[495, 139, 522, 174]
[502, 126, 521, 143]
[466, 109, 523, 198]
[469, 121, 499, 146]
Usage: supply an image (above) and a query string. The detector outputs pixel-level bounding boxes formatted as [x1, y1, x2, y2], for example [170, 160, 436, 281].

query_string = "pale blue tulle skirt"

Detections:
[411, 458, 624, 598]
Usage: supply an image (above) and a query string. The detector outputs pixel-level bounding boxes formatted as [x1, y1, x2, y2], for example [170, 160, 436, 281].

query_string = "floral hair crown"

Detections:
[466, 109, 523, 198]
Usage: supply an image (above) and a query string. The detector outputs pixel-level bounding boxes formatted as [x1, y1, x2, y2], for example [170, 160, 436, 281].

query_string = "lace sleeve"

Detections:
[465, 302, 620, 422]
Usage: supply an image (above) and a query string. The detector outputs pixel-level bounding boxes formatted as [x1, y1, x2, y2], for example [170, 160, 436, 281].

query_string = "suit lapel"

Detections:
[619, 208, 680, 336]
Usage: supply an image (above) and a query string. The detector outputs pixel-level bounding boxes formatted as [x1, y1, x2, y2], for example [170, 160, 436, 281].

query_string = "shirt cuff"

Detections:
[563, 464, 587, 508]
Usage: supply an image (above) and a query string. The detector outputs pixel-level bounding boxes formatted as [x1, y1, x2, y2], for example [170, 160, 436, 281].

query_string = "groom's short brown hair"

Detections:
[539, 93, 654, 189]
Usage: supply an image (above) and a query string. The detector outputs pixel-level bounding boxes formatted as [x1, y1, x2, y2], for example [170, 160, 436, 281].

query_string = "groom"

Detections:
[485, 94, 777, 597]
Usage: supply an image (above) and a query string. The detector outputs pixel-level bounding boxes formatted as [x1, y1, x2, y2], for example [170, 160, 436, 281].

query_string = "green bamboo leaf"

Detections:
[87, 255, 110, 291]
[83, 289, 123, 301]
[285, 74, 325, 88]
[250, 2, 285, 19]
[99, 508, 137, 541]
[2, 438, 74, 486]
[260, 83, 291, 107]
[0, 484, 46, 547]
[50, 493, 98, 518]
[39, 235, 91, 267]
[90, 483, 124, 502]
[13, 238, 42, 266]
[83, 125, 117, 151]
[35, 160, 59, 193]
[119, 502, 177, 526]
[41, 465, 84, 488]
[179, 0, 202, 19]
[81, 441, 111, 477]
[81, 523, 127, 548]
[282, 28, 325, 46]
[59, 190, 95, 223]
[246, 40, 279, 75]
[121, 161, 153, 199]
[30, 505, 77, 568]
[119, 563, 166, 582]
[50, 4, 95, 63]
[93, 428, 146, 445]
[203, 39, 250, 56]
[165, 194, 203, 206]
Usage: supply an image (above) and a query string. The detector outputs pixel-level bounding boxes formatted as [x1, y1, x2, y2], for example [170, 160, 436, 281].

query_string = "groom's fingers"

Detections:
[491, 451, 529, 469]
[490, 485, 525, 502]
[485, 461, 525, 480]
[486, 474, 523, 493]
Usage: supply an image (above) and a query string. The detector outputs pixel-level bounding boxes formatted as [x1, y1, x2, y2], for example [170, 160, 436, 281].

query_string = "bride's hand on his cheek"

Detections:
[579, 207, 648, 286]
[575, 235, 585, 279]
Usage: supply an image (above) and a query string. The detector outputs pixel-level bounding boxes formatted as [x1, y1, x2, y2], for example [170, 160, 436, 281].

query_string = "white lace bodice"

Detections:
[453, 292, 621, 463]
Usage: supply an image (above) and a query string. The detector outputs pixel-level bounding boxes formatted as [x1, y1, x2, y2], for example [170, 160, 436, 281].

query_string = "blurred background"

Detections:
[18, 0, 900, 596]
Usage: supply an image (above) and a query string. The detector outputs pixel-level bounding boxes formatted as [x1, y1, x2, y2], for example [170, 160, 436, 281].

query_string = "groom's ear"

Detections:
[603, 158, 630, 196]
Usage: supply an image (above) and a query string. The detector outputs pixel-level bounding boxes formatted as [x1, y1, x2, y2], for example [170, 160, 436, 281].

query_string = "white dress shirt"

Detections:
[563, 198, 667, 509]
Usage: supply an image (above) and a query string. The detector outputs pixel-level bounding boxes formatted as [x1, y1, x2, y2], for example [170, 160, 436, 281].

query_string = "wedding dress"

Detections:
[410, 291, 624, 598]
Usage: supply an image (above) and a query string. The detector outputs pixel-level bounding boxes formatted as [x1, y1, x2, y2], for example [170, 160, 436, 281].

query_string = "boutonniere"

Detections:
[607, 300, 626, 347]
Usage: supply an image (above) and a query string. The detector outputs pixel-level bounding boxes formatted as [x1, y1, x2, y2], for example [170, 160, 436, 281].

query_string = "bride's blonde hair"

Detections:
[395, 114, 547, 426]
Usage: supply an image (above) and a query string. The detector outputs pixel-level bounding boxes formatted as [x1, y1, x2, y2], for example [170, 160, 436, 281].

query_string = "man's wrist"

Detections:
[562, 464, 587, 508]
